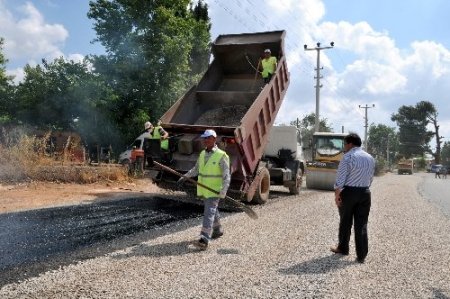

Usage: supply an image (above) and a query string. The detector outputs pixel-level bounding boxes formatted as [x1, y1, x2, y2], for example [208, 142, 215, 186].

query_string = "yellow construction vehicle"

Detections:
[305, 132, 347, 190]
[397, 158, 414, 175]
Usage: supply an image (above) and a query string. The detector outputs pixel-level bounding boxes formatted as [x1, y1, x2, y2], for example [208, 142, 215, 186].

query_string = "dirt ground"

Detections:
[0, 179, 163, 214]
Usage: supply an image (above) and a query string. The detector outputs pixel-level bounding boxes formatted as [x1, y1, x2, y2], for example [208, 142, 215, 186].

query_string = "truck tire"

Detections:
[289, 165, 303, 195]
[252, 167, 270, 204]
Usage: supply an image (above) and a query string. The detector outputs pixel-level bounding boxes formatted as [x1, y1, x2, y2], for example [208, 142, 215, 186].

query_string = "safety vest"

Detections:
[261, 56, 277, 78]
[152, 126, 169, 150]
[197, 148, 229, 199]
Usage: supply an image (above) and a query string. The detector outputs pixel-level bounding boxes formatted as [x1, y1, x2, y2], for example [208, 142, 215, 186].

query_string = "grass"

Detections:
[0, 131, 129, 184]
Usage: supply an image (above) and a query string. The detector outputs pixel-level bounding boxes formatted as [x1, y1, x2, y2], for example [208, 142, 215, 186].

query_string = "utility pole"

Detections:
[304, 42, 334, 133]
[359, 104, 375, 150]
[386, 134, 391, 171]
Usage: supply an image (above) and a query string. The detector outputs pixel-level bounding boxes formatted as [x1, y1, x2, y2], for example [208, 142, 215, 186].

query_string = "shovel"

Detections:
[152, 160, 258, 220]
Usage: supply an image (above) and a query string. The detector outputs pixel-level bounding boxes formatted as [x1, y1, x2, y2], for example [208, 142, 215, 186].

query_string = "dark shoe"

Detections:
[211, 230, 224, 239]
[192, 238, 208, 250]
[355, 257, 365, 264]
[330, 246, 349, 255]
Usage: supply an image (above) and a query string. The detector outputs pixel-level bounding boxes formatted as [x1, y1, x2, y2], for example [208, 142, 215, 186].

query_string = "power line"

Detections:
[209, 0, 368, 131]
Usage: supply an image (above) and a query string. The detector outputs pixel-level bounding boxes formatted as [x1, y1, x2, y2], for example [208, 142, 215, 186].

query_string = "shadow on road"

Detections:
[278, 254, 354, 275]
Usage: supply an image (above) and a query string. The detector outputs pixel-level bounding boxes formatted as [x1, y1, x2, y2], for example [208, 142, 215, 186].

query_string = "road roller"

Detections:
[305, 132, 347, 190]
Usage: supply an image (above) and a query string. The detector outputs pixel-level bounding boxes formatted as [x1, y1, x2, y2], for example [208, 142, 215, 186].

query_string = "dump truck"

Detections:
[305, 132, 347, 190]
[397, 159, 413, 175]
[136, 30, 303, 203]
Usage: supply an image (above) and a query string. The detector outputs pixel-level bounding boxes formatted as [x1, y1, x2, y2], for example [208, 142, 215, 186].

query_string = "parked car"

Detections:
[430, 164, 443, 173]
[118, 132, 151, 165]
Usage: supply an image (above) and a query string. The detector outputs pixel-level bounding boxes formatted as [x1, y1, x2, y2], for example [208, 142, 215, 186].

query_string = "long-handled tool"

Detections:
[251, 58, 261, 92]
[152, 160, 258, 219]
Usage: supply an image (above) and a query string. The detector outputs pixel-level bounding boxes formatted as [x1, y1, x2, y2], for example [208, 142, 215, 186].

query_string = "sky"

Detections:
[1, 0, 450, 150]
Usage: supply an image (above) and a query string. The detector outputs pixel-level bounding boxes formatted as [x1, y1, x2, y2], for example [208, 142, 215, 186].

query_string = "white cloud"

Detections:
[6, 67, 25, 85]
[67, 53, 85, 63]
[0, 1, 68, 64]
[1, 0, 449, 144]
[403, 40, 450, 78]
[338, 60, 407, 96]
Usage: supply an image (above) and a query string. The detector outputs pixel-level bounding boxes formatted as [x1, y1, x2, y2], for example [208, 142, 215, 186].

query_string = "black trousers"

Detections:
[338, 187, 371, 259]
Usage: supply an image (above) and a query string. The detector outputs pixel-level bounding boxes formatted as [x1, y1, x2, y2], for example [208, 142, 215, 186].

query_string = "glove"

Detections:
[177, 177, 186, 187]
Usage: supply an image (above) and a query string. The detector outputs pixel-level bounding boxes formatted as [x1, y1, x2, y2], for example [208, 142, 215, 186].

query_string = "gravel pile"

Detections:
[194, 105, 248, 126]
[1, 173, 449, 298]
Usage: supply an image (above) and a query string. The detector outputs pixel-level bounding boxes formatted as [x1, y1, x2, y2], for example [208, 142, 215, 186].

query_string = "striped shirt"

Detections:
[334, 146, 375, 190]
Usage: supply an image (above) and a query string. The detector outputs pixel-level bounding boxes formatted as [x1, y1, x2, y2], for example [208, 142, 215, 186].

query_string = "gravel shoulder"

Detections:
[1, 173, 449, 298]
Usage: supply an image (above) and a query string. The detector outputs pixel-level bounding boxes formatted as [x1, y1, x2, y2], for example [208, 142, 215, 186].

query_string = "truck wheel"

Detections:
[252, 167, 270, 204]
[289, 167, 303, 195]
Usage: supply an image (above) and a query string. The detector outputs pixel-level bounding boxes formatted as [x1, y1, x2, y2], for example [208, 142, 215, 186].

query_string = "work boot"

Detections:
[330, 246, 349, 255]
[211, 229, 224, 239]
[192, 238, 208, 250]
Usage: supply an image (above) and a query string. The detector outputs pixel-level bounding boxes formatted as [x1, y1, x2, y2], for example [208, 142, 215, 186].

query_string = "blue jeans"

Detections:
[200, 197, 222, 242]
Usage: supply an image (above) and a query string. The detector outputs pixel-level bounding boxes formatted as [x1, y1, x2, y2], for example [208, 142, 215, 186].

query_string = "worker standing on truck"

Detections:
[177, 129, 231, 250]
[260, 49, 277, 84]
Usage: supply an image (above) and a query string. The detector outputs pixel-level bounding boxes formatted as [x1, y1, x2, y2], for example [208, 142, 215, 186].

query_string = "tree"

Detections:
[87, 0, 211, 142]
[417, 101, 444, 163]
[291, 113, 333, 147]
[391, 101, 435, 159]
[367, 124, 397, 165]
[0, 37, 14, 123]
[441, 141, 450, 166]
[14, 58, 120, 148]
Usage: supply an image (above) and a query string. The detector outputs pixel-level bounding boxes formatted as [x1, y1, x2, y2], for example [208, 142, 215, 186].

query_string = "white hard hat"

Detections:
[144, 121, 152, 130]
[200, 129, 217, 138]
[264, 49, 271, 53]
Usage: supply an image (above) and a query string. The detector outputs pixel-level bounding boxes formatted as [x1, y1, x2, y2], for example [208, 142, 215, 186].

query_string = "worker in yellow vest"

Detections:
[260, 48, 277, 84]
[144, 121, 169, 151]
[151, 121, 169, 151]
[177, 129, 231, 250]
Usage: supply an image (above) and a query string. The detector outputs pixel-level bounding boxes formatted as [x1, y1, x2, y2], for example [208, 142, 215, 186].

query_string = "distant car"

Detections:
[430, 164, 443, 173]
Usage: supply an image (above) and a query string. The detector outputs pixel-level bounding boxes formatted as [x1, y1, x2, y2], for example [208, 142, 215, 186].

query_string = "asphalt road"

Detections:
[418, 171, 450, 218]
[0, 196, 204, 286]
[0, 173, 447, 289]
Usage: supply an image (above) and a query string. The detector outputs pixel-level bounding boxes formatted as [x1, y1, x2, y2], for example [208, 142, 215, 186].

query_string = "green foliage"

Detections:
[290, 113, 333, 147]
[87, 0, 211, 143]
[391, 101, 436, 158]
[0, 38, 14, 123]
[367, 124, 397, 164]
[1, 1, 212, 161]
[14, 58, 121, 148]
[414, 156, 426, 169]
[374, 156, 386, 176]
[0, 38, 7, 81]
[442, 141, 450, 166]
